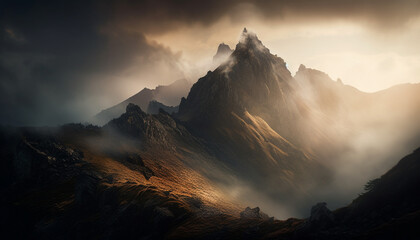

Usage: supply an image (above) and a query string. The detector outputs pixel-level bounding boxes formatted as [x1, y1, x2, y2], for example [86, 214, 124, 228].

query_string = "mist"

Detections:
[188, 58, 420, 219]
[286, 67, 420, 215]
[2, 0, 420, 221]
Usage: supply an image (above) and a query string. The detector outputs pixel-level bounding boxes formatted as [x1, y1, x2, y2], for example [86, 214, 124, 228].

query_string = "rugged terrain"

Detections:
[1, 30, 420, 239]
[1, 119, 419, 239]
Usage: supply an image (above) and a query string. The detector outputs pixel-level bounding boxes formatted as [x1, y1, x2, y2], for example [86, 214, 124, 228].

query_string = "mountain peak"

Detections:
[216, 43, 232, 55]
[213, 43, 233, 63]
[178, 29, 292, 123]
[236, 30, 269, 54]
[126, 103, 146, 116]
[298, 64, 307, 72]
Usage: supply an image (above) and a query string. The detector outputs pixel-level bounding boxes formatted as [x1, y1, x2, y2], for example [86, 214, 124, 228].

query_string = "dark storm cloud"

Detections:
[105, 0, 420, 32]
[0, 0, 183, 125]
[252, 0, 420, 28]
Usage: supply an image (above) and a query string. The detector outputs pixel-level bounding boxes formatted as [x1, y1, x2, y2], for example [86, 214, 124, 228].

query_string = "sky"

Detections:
[2, 0, 420, 125]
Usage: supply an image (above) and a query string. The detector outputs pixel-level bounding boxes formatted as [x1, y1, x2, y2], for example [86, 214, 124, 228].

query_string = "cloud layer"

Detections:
[0, 0, 184, 125]
[103, 0, 420, 32]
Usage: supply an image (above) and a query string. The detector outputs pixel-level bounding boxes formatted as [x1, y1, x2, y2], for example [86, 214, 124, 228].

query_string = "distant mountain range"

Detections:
[92, 78, 192, 125]
[1, 29, 420, 239]
[93, 41, 234, 126]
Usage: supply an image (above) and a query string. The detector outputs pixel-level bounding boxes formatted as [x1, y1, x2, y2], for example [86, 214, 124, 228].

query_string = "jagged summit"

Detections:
[213, 43, 233, 63]
[178, 30, 293, 123]
[298, 64, 307, 72]
[126, 102, 146, 115]
[215, 43, 232, 55]
[235, 30, 270, 55]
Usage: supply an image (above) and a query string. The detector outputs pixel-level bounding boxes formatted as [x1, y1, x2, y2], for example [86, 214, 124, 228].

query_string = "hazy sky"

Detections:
[2, 0, 420, 125]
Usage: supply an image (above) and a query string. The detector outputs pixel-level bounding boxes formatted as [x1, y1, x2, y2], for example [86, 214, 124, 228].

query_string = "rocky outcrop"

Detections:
[105, 103, 201, 151]
[240, 207, 270, 220]
[308, 202, 334, 227]
[105, 103, 166, 140]
[10, 132, 85, 186]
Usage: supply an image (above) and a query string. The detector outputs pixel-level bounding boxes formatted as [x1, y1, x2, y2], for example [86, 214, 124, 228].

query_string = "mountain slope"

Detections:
[293, 147, 420, 240]
[0, 106, 244, 239]
[178, 29, 331, 215]
[2, 119, 419, 239]
[346, 148, 420, 227]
